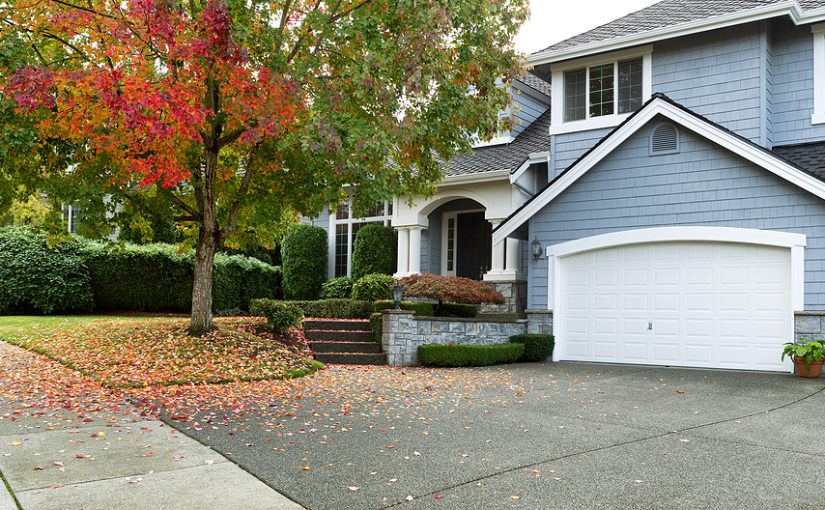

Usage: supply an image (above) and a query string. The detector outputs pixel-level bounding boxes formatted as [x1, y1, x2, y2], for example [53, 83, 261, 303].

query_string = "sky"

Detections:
[515, 0, 661, 54]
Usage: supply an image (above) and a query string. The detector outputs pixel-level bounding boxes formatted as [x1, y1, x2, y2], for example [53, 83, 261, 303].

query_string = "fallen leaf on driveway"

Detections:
[406, 495, 414, 501]
[347, 486, 359, 491]
[11, 440, 22, 446]
[676, 390, 685, 395]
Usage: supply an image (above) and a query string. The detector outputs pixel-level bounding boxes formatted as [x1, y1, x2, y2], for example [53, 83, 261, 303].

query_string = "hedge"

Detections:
[351, 273, 394, 302]
[351, 224, 395, 280]
[251, 298, 374, 319]
[77, 241, 281, 313]
[373, 300, 477, 318]
[418, 343, 525, 367]
[510, 334, 555, 362]
[281, 224, 327, 300]
[0, 227, 94, 314]
[369, 312, 383, 343]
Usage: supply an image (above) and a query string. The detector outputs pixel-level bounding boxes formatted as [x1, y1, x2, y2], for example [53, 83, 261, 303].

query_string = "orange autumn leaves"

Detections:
[5, 317, 320, 389]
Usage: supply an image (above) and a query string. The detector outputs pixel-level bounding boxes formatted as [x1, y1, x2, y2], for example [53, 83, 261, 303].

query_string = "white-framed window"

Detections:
[330, 199, 393, 278]
[61, 203, 80, 234]
[551, 47, 652, 135]
[440, 208, 485, 277]
[812, 24, 825, 125]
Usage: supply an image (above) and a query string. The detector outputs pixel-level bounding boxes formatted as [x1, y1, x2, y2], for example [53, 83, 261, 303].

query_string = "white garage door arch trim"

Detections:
[546, 227, 807, 368]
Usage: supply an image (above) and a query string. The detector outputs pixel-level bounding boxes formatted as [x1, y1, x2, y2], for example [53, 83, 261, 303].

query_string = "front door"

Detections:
[456, 212, 492, 280]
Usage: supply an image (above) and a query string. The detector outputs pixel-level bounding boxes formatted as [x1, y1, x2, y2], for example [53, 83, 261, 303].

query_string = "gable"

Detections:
[493, 95, 825, 244]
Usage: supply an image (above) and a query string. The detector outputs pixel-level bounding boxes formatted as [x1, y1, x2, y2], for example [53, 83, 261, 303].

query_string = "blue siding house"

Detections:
[318, 0, 825, 372]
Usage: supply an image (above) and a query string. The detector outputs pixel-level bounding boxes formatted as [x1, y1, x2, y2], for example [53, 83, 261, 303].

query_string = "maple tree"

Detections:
[0, 0, 527, 335]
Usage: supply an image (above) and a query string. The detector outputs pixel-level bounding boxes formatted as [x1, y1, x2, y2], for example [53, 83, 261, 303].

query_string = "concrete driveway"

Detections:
[175, 363, 825, 510]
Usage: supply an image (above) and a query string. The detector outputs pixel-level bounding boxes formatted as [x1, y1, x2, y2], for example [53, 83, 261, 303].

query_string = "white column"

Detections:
[408, 227, 422, 275]
[484, 220, 505, 281]
[395, 228, 410, 277]
[505, 238, 521, 277]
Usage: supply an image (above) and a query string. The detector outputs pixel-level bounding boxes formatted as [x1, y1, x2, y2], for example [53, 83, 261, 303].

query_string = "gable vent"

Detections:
[650, 123, 679, 155]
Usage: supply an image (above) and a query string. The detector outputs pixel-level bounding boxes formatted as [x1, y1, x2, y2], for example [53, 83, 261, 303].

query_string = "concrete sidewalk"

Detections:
[0, 409, 303, 510]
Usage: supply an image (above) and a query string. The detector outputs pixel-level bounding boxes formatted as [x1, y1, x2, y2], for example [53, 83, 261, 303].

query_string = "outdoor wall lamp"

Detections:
[392, 284, 404, 309]
[531, 238, 543, 261]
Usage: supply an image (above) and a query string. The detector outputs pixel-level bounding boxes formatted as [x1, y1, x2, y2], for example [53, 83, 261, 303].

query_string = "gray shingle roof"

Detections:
[535, 0, 825, 56]
[515, 74, 552, 98]
[445, 108, 551, 177]
[772, 142, 825, 181]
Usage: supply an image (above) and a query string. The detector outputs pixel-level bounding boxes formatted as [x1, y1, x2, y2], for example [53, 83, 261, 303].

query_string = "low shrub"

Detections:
[252, 299, 374, 319]
[352, 273, 394, 302]
[250, 300, 304, 333]
[418, 343, 524, 367]
[281, 224, 327, 300]
[351, 224, 396, 280]
[321, 276, 353, 299]
[0, 227, 94, 314]
[369, 312, 383, 343]
[510, 334, 555, 362]
[372, 300, 477, 318]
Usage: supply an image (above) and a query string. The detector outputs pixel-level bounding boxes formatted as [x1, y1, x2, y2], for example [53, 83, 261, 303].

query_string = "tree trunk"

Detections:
[189, 149, 220, 336]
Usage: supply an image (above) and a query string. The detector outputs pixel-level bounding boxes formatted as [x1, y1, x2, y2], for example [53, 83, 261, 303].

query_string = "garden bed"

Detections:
[0, 316, 321, 388]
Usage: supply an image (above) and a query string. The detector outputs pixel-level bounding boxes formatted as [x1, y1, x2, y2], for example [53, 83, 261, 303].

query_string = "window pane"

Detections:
[336, 202, 350, 219]
[335, 224, 348, 277]
[618, 58, 643, 114]
[589, 64, 614, 118]
[446, 217, 455, 272]
[564, 69, 586, 122]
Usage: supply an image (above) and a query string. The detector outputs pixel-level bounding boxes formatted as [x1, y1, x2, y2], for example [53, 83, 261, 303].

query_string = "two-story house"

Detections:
[314, 0, 825, 373]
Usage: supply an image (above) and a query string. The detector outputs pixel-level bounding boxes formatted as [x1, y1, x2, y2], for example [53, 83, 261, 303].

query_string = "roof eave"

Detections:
[442, 169, 511, 185]
[528, 1, 805, 66]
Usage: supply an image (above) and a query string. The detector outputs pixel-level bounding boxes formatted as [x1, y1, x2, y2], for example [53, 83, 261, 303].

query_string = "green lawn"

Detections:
[0, 315, 120, 339]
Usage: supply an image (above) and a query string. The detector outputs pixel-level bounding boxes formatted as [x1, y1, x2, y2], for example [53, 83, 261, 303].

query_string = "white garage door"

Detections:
[559, 241, 792, 371]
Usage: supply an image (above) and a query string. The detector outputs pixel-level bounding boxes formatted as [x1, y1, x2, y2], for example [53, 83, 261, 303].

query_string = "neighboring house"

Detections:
[315, 0, 825, 373]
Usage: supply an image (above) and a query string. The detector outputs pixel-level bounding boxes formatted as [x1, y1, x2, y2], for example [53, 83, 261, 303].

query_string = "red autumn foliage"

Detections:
[394, 274, 505, 305]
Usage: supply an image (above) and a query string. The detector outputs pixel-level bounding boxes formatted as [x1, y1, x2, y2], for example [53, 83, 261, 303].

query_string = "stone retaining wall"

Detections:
[382, 309, 555, 366]
[794, 311, 825, 342]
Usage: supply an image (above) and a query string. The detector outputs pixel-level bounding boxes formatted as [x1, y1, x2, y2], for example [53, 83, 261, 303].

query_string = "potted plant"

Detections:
[781, 339, 825, 378]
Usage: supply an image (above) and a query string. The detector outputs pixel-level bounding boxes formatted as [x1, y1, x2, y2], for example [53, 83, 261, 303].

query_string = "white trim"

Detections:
[493, 96, 825, 244]
[546, 227, 807, 367]
[550, 49, 652, 136]
[530, 2, 802, 66]
[813, 24, 825, 124]
[442, 169, 511, 185]
[510, 152, 551, 183]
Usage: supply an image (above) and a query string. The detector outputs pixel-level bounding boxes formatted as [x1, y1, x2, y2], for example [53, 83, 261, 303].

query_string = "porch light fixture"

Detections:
[531, 238, 543, 261]
[392, 284, 404, 309]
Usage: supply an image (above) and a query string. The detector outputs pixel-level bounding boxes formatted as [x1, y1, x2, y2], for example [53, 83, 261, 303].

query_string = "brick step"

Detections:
[314, 352, 387, 365]
[305, 329, 374, 342]
[310, 341, 382, 354]
[303, 319, 370, 331]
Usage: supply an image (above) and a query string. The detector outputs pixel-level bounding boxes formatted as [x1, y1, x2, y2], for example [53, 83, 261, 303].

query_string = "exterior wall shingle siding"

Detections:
[528, 118, 825, 309]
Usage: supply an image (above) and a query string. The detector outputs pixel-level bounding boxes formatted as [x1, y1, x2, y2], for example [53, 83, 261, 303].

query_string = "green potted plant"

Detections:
[781, 339, 825, 378]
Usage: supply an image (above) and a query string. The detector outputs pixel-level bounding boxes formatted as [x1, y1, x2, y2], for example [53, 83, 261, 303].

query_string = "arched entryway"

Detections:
[426, 198, 491, 280]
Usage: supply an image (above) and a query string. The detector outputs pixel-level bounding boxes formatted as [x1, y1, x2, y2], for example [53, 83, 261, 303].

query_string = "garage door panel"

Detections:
[560, 240, 791, 372]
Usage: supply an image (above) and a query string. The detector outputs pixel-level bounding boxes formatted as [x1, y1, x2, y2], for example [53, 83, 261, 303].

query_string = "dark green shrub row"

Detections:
[351, 224, 395, 280]
[78, 241, 282, 313]
[510, 334, 555, 362]
[250, 300, 303, 334]
[0, 227, 94, 314]
[418, 343, 525, 367]
[281, 224, 327, 300]
[370, 312, 383, 343]
[321, 276, 352, 299]
[251, 298, 375, 320]
[373, 300, 477, 318]
[351, 273, 394, 302]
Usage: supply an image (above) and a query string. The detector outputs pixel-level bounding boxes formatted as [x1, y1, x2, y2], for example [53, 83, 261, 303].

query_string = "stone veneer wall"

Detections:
[794, 311, 825, 342]
[480, 281, 528, 315]
[382, 309, 554, 366]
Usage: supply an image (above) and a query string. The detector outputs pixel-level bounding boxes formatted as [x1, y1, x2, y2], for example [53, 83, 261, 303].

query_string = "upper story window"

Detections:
[552, 47, 652, 135]
[812, 24, 825, 125]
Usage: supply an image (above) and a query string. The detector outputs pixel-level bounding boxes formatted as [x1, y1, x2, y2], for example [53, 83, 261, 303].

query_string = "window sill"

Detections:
[549, 113, 632, 135]
[812, 112, 825, 125]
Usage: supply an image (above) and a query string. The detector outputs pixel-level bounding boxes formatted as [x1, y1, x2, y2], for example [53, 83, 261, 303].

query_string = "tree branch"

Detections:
[163, 188, 201, 220]
[220, 164, 255, 241]
[48, 0, 115, 19]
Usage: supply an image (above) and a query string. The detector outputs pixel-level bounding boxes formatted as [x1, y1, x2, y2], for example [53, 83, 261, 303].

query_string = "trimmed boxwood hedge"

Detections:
[418, 343, 524, 367]
[251, 298, 375, 319]
[77, 241, 281, 313]
[510, 334, 555, 362]
[373, 300, 477, 318]
[281, 224, 327, 300]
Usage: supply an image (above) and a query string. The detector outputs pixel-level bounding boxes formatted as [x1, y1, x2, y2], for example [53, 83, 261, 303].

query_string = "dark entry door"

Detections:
[456, 212, 492, 280]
